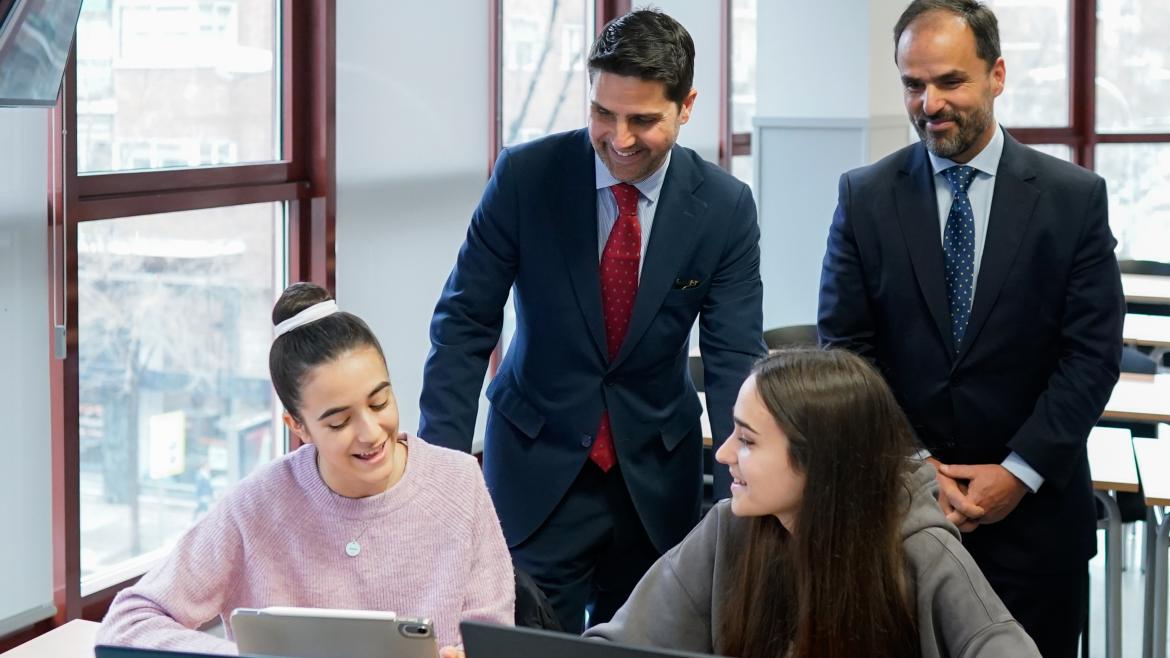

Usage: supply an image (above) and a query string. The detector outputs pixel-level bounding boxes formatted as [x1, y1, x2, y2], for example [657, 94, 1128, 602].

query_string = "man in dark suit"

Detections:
[817, 2, 1123, 656]
[419, 9, 763, 633]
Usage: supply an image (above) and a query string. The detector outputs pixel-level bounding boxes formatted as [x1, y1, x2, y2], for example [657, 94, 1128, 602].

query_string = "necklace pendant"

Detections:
[345, 540, 361, 557]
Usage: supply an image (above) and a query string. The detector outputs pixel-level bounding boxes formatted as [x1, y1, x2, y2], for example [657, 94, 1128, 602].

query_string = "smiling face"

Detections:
[715, 374, 807, 531]
[896, 10, 1004, 163]
[588, 71, 696, 183]
[283, 346, 405, 498]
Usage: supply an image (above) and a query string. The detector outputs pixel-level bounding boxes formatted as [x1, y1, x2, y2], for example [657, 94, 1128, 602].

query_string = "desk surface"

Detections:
[1133, 438, 1170, 506]
[1123, 273, 1170, 306]
[1124, 313, 1170, 348]
[0, 619, 97, 658]
[1102, 373, 1170, 424]
[1088, 427, 1139, 492]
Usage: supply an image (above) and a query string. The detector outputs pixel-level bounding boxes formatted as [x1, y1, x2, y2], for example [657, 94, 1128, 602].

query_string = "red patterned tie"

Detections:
[591, 183, 641, 472]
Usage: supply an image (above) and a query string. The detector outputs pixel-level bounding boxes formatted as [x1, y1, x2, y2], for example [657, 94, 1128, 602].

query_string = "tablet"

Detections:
[231, 606, 438, 658]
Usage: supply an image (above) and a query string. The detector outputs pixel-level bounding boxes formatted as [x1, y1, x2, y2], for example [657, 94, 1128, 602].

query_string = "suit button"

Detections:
[581, 435, 593, 447]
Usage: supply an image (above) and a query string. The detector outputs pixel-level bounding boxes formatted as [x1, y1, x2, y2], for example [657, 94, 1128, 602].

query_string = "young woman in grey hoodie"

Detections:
[585, 348, 1040, 658]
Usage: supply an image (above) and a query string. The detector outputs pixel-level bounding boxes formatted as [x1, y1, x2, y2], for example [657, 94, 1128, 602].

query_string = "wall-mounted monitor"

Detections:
[0, 0, 83, 107]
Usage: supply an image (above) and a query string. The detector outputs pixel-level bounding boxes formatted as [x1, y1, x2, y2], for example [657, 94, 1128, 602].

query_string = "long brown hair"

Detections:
[717, 349, 919, 658]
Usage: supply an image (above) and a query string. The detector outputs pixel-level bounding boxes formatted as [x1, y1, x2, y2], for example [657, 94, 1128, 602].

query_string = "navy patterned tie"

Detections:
[942, 165, 977, 347]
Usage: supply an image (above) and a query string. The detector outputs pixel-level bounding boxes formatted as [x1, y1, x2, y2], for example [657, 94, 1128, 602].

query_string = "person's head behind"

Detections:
[893, 0, 1005, 163]
[716, 348, 918, 658]
[587, 8, 697, 183]
[269, 282, 402, 498]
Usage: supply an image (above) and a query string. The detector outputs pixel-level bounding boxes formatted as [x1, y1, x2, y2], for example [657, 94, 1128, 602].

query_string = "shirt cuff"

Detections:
[1001, 452, 1044, 493]
[914, 448, 932, 461]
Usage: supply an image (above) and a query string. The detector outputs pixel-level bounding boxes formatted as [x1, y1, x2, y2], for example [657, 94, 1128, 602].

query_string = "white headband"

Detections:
[273, 300, 339, 339]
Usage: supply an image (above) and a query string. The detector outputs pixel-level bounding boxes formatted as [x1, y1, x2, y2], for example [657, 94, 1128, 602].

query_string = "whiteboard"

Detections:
[0, 106, 55, 635]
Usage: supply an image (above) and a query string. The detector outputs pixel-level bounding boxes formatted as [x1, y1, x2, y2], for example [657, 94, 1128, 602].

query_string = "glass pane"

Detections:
[1027, 143, 1073, 161]
[730, 0, 757, 135]
[500, 0, 591, 146]
[1095, 143, 1170, 262]
[984, 0, 1069, 128]
[76, 0, 280, 174]
[78, 203, 285, 589]
[1096, 0, 1170, 133]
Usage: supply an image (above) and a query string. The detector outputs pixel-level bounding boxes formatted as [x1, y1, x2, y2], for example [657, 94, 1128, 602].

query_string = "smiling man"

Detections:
[817, 1, 1124, 655]
[419, 9, 763, 632]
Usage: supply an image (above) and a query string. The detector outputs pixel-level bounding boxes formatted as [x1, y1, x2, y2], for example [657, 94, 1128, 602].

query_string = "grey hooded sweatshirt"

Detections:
[585, 461, 1040, 658]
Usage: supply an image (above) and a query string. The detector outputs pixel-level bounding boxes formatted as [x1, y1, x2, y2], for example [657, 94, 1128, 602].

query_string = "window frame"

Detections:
[43, 0, 335, 627]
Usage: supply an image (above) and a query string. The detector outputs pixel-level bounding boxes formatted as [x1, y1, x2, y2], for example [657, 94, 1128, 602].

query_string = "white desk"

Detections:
[1089, 426, 1139, 658]
[0, 619, 98, 658]
[1124, 274, 1170, 306]
[1126, 314, 1170, 349]
[1134, 439, 1170, 658]
[1103, 374, 1170, 424]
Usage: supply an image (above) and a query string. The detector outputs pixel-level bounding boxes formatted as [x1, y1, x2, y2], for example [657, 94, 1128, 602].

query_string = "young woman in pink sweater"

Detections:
[97, 282, 515, 655]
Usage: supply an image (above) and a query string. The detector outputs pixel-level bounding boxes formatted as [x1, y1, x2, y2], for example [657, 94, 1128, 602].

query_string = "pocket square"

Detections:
[673, 278, 701, 290]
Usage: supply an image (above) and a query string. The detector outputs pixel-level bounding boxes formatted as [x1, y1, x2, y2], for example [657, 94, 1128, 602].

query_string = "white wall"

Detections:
[0, 107, 54, 634]
[753, 0, 913, 330]
[653, 0, 720, 162]
[335, 1, 492, 440]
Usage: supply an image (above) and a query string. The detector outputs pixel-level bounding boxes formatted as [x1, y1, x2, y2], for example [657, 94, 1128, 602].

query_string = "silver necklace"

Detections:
[346, 524, 370, 557]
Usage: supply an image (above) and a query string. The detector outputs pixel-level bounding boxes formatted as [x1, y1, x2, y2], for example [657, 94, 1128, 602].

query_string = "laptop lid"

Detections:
[95, 646, 281, 658]
[460, 621, 726, 658]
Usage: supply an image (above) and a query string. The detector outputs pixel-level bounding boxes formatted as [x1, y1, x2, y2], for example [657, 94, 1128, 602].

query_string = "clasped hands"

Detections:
[925, 458, 1028, 532]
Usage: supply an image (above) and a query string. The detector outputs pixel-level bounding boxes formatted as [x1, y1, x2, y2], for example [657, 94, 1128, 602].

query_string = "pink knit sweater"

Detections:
[96, 434, 515, 654]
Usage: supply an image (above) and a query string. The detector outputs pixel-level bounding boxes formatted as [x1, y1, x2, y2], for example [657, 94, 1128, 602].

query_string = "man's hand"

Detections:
[926, 457, 983, 532]
[938, 463, 1028, 525]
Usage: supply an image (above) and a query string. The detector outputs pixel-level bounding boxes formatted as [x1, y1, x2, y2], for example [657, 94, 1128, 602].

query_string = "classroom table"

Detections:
[1134, 438, 1170, 658]
[1089, 426, 1140, 658]
[1126, 314, 1170, 349]
[1124, 274, 1170, 306]
[1103, 374, 1170, 424]
[0, 619, 97, 658]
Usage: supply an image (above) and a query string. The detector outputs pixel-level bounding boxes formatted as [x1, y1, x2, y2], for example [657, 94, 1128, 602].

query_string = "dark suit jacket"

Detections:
[419, 129, 764, 552]
[818, 132, 1124, 573]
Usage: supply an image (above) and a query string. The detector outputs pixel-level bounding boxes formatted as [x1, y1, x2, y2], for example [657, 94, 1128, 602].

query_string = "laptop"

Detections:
[95, 647, 283, 658]
[460, 621, 727, 658]
[231, 606, 438, 658]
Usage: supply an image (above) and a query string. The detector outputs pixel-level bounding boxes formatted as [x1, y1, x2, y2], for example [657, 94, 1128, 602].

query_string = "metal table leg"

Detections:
[1147, 508, 1159, 658]
[1097, 490, 1123, 658]
[1154, 509, 1169, 658]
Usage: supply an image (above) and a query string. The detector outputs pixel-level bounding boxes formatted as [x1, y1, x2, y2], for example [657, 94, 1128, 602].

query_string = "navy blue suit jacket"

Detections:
[818, 133, 1124, 573]
[420, 129, 764, 552]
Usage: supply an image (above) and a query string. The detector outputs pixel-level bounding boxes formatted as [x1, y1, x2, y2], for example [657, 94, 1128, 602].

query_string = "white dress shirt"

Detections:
[925, 125, 1044, 493]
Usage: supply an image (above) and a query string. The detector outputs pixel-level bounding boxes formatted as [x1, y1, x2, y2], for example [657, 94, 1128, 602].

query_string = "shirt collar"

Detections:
[928, 123, 1004, 178]
[595, 148, 672, 203]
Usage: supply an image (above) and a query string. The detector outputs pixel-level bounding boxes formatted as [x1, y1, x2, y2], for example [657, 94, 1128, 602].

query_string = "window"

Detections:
[49, 0, 333, 621]
[986, 0, 1170, 263]
[498, 0, 592, 148]
[77, 204, 283, 588]
[722, 0, 756, 183]
[77, 0, 278, 174]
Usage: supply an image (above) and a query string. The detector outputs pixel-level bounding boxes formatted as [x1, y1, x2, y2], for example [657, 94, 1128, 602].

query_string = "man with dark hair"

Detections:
[818, 1, 1123, 656]
[420, 9, 763, 632]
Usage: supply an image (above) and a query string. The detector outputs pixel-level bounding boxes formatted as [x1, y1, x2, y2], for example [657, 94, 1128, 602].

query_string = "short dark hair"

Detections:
[269, 282, 385, 422]
[894, 0, 1001, 69]
[588, 8, 695, 106]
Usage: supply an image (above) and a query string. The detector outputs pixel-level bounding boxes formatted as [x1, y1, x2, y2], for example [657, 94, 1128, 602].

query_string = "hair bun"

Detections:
[273, 282, 333, 326]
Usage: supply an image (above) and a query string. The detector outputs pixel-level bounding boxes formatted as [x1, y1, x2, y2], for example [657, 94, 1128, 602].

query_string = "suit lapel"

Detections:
[554, 130, 607, 359]
[956, 135, 1039, 363]
[610, 146, 706, 371]
[893, 143, 957, 358]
